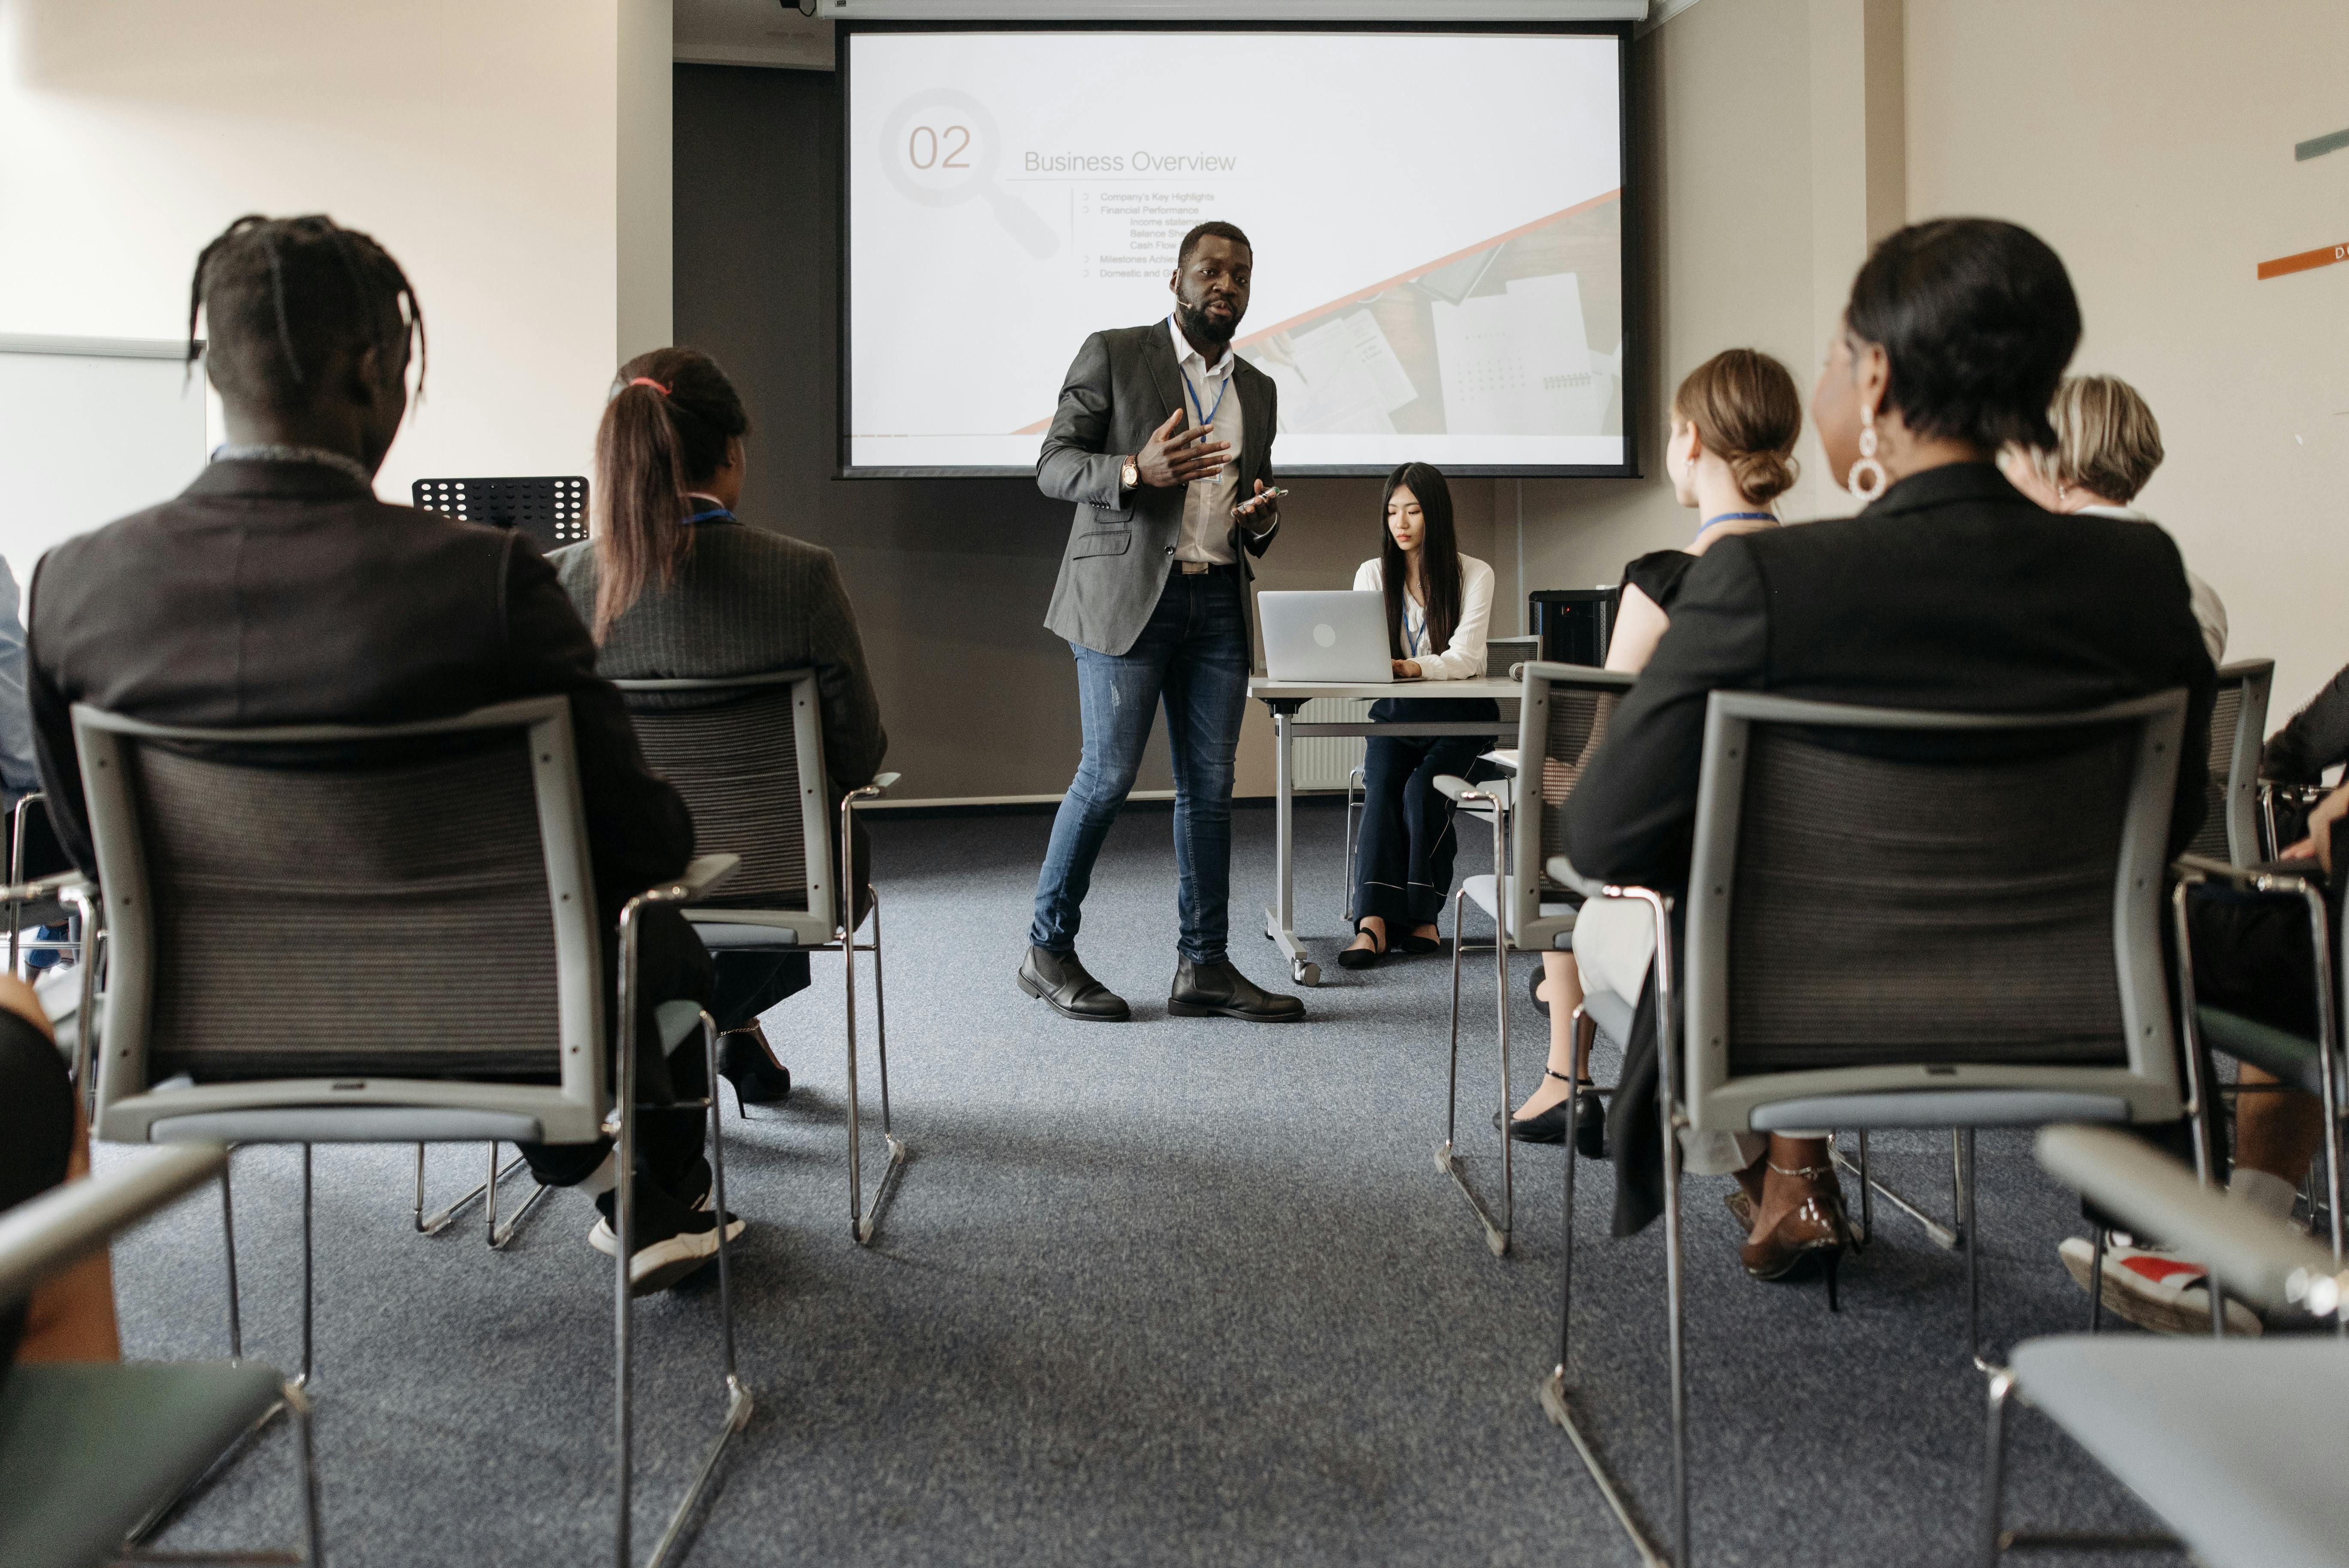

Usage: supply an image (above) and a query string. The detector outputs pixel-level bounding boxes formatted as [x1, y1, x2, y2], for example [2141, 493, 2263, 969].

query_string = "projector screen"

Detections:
[840, 24, 1632, 478]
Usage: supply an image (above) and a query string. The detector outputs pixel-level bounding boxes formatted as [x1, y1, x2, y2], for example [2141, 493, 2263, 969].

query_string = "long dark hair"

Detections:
[591, 346, 749, 641]
[1379, 462, 1462, 659]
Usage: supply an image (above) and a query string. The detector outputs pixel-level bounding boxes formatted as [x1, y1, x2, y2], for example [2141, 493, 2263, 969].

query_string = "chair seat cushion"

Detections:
[0, 1360, 288, 1568]
[2199, 1006, 2327, 1099]
[2011, 1336, 2349, 1568]
[1460, 875, 1579, 949]
[685, 920, 812, 950]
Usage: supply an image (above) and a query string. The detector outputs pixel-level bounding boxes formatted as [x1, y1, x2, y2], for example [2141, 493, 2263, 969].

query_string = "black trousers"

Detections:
[519, 903, 718, 1191]
[1352, 697, 1499, 931]
[0, 1007, 73, 1371]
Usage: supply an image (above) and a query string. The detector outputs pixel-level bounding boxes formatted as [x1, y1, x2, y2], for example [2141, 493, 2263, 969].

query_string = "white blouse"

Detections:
[1351, 554, 1496, 681]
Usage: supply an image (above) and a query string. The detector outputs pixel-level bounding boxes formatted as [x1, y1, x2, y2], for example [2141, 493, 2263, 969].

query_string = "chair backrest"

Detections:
[1511, 661, 1637, 935]
[80, 698, 605, 1143]
[2191, 660, 2271, 866]
[611, 672, 834, 919]
[1682, 688, 2188, 1130]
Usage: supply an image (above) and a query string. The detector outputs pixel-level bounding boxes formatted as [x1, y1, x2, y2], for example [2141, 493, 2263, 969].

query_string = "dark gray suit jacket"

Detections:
[549, 518, 887, 795]
[28, 459, 694, 925]
[1037, 322, 1280, 657]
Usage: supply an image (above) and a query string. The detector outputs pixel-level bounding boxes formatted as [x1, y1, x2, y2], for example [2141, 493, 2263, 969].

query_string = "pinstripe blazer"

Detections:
[551, 518, 888, 793]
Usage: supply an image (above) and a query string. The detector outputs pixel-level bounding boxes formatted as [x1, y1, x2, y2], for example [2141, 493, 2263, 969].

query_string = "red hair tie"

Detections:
[627, 376, 670, 395]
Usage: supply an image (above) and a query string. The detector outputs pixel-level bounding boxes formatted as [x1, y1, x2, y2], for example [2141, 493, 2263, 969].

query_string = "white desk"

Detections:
[1250, 675, 1522, 986]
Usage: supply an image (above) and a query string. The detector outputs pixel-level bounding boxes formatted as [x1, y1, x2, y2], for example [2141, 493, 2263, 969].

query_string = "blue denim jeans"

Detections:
[1030, 569, 1250, 965]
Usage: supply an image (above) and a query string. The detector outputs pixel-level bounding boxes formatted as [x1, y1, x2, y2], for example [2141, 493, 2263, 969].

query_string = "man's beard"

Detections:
[1176, 296, 1237, 348]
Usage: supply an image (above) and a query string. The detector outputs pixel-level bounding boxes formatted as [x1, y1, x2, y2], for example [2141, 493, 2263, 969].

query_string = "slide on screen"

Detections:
[844, 27, 1628, 476]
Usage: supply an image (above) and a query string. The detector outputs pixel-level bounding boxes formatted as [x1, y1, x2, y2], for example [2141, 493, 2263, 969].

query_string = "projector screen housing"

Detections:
[838, 20, 1638, 479]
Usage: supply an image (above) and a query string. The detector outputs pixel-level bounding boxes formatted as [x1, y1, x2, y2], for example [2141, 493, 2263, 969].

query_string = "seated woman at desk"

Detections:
[1510, 348, 1802, 1153]
[1339, 463, 1497, 969]
[555, 346, 890, 1108]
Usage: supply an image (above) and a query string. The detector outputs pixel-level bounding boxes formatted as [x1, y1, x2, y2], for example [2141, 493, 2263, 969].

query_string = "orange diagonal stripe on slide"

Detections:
[2257, 242, 2349, 280]
[1010, 188, 1625, 435]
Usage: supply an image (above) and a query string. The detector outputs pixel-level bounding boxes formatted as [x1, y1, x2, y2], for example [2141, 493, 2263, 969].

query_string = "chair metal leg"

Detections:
[615, 902, 643, 1568]
[486, 1141, 553, 1251]
[638, 1011, 755, 1568]
[843, 882, 907, 1247]
[1434, 887, 1509, 1257]
[1537, 892, 1681, 1568]
[1962, 1129, 1990, 1371]
[221, 1159, 244, 1359]
[1978, 1366, 2013, 1567]
[412, 1143, 491, 1235]
[299, 1144, 314, 1388]
[1341, 765, 1364, 924]
[1828, 1132, 1962, 1251]
[1495, 886, 1513, 1256]
[2171, 878, 2232, 1339]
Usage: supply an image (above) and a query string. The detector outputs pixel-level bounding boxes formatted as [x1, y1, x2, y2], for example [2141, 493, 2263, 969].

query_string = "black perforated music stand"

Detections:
[411, 476, 588, 551]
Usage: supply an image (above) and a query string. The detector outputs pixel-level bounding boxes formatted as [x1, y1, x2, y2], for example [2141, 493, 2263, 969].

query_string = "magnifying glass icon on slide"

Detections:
[879, 89, 1061, 260]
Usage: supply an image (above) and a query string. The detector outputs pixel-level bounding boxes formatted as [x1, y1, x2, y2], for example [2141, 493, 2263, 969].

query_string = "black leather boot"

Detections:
[1167, 958, 1306, 1022]
[1017, 945, 1131, 1022]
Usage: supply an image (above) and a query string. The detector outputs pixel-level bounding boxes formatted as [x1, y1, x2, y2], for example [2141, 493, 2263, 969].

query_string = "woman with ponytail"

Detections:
[1511, 348, 1801, 1156]
[554, 347, 888, 1107]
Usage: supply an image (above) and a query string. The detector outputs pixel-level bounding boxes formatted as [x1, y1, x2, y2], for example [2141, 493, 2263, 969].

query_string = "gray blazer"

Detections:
[1037, 322, 1280, 657]
[550, 519, 888, 793]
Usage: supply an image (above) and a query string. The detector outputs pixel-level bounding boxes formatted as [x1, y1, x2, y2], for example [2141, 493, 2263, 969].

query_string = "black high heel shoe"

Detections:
[1495, 1070, 1607, 1156]
[718, 1020, 792, 1107]
[1528, 968, 1549, 1018]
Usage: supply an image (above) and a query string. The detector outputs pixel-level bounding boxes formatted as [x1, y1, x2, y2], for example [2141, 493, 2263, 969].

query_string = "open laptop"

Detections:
[1258, 590, 1401, 683]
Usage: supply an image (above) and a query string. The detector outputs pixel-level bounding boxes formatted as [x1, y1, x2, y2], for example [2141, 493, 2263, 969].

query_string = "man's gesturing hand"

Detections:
[1134, 409, 1230, 488]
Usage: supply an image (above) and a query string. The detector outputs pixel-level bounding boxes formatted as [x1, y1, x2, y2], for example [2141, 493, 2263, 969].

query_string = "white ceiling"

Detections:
[674, 0, 834, 71]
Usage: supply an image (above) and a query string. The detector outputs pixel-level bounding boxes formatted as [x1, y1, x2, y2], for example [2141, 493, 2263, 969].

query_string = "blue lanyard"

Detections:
[1694, 510, 1773, 543]
[684, 505, 733, 525]
[1402, 599, 1425, 658]
[1168, 317, 1231, 431]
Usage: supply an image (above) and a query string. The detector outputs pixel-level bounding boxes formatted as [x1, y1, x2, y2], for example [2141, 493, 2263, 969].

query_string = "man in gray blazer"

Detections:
[1018, 221, 1304, 1025]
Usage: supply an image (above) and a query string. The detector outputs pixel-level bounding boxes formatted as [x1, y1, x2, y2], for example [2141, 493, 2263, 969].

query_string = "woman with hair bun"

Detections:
[1512, 349, 1802, 1157]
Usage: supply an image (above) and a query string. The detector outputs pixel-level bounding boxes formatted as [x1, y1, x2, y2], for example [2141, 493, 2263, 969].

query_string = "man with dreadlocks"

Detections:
[25, 214, 746, 1294]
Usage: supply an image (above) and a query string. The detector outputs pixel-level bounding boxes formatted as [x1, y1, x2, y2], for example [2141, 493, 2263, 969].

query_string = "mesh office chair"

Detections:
[1427, 663, 1632, 1258]
[613, 670, 907, 1245]
[1982, 1125, 2349, 1566]
[78, 696, 750, 1567]
[2190, 660, 2272, 868]
[0, 1142, 321, 1568]
[1538, 688, 2196, 1568]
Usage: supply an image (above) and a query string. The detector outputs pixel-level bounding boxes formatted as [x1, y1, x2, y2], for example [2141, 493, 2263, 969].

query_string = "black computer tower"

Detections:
[1528, 588, 1620, 667]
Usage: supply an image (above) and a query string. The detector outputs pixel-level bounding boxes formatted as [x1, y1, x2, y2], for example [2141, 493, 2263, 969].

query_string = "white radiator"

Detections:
[1293, 698, 1372, 791]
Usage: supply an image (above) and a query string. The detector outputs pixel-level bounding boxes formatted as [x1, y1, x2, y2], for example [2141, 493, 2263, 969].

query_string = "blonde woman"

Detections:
[1510, 349, 1803, 1156]
[2000, 373, 2225, 661]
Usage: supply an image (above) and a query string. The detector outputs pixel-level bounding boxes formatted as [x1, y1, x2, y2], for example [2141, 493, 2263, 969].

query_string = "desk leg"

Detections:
[1263, 707, 1318, 987]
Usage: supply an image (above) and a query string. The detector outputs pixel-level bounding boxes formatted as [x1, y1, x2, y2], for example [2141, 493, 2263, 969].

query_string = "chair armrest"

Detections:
[1435, 775, 1512, 813]
[0, 1143, 227, 1308]
[0, 870, 90, 908]
[2171, 854, 2319, 898]
[1544, 855, 1609, 900]
[2036, 1125, 2348, 1315]
[631, 854, 741, 910]
[869, 772, 900, 792]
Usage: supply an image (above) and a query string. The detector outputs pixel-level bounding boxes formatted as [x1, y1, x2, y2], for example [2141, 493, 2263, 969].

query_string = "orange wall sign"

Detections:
[2258, 242, 2349, 281]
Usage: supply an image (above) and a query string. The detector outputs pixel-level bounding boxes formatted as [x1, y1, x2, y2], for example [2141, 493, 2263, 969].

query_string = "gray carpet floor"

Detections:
[102, 800, 2184, 1567]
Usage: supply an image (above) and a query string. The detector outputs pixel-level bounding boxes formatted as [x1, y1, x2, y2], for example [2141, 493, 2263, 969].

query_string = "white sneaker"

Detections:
[2059, 1235, 2261, 1336]
[587, 1182, 742, 1295]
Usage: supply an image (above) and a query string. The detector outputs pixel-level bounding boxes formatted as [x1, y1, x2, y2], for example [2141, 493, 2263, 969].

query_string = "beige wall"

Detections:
[1905, 0, 2349, 716]
[0, 0, 673, 501]
[1501, 0, 1905, 617]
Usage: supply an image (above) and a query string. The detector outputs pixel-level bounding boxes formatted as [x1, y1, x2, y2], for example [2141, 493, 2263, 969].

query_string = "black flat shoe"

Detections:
[1529, 968, 1549, 1017]
[718, 1023, 792, 1106]
[1496, 1072, 1605, 1155]
[1018, 946, 1131, 1022]
[1337, 926, 1387, 970]
[1395, 932, 1443, 955]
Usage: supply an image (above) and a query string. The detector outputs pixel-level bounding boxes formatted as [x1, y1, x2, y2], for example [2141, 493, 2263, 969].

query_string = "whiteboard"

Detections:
[0, 338, 211, 619]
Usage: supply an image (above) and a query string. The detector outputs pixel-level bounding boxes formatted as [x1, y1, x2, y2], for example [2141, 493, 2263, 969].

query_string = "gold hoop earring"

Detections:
[1847, 409, 1888, 503]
